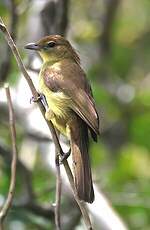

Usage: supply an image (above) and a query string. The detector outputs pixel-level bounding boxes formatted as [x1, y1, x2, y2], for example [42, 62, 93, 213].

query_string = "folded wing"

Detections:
[43, 62, 99, 136]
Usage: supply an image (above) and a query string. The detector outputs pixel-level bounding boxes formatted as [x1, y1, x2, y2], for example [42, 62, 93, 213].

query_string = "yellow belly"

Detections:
[39, 76, 72, 136]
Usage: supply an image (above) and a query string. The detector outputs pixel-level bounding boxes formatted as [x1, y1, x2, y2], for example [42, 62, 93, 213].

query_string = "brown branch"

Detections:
[0, 17, 93, 229]
[0, 144, 81, 228]
[0, 86, 17, 229]
[55, 150, 62, 230]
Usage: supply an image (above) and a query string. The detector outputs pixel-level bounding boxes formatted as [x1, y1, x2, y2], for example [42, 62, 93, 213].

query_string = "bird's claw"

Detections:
[30, 94, 49, 110]
[30, 94, 41, 104]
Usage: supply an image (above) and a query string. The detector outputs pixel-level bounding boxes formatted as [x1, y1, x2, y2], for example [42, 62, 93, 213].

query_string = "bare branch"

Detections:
[55, 150, 62, 230]
[0, 17, 93, 229]
[0, 86, 17, 228]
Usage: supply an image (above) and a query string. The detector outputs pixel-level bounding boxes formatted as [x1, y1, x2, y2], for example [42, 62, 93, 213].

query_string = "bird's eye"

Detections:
[46, 41, 56, 48]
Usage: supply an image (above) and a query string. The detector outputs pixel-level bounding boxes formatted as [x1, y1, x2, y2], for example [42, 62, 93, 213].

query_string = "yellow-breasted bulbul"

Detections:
[25, 35, 99, 203]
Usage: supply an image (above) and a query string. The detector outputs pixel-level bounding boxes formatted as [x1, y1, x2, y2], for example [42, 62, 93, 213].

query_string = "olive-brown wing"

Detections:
[43, 64, 99, 136]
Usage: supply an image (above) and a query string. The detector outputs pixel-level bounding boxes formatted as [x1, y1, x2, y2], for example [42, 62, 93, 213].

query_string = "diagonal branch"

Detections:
[0, 85, 17, 229]
[0, 17, 93, 230]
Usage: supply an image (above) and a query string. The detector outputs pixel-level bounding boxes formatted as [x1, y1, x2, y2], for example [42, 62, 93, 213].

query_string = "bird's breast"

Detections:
[39, 76, 71, 119]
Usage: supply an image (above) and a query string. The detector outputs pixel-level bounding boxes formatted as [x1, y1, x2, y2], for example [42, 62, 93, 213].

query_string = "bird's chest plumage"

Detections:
[38, 69, 72, 136]
[39, 74, 71, 116]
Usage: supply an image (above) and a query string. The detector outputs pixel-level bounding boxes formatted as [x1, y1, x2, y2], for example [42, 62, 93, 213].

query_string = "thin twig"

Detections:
[0, 85, 17, 229]
[0, 17, 93, 230]
[55, 150, 62, 230]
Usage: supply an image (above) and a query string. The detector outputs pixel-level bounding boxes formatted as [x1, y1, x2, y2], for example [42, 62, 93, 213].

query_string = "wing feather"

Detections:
[43, 61, 99, 135]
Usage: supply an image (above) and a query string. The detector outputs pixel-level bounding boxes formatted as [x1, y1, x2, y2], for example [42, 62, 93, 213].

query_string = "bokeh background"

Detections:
[0, 0, 150, 229]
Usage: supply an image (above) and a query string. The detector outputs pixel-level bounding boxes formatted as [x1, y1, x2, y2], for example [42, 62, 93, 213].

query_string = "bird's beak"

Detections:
[24, 43, 41, 51]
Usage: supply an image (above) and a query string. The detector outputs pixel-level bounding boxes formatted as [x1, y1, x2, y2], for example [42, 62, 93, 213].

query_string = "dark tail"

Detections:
[69, 117, 94, 203]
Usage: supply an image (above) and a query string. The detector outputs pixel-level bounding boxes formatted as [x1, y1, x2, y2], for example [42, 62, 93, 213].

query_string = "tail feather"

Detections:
[69, 117, 94, 203]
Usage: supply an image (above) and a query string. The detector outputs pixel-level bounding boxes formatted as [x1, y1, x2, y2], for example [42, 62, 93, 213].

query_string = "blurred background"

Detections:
[0, 0, 150, 229]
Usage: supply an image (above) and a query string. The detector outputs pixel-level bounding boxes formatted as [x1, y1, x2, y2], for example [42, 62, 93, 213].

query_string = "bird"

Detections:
[25, 35, 99, 203]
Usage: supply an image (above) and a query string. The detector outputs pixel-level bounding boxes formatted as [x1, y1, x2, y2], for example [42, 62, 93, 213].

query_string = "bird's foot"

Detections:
[30, 94, 42, 104]
[60, 148, 71, 164]
[30, 93, 49, 109]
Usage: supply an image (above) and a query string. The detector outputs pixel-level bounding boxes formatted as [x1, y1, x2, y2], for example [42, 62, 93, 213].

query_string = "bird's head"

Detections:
[24, 35, 80, 64]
